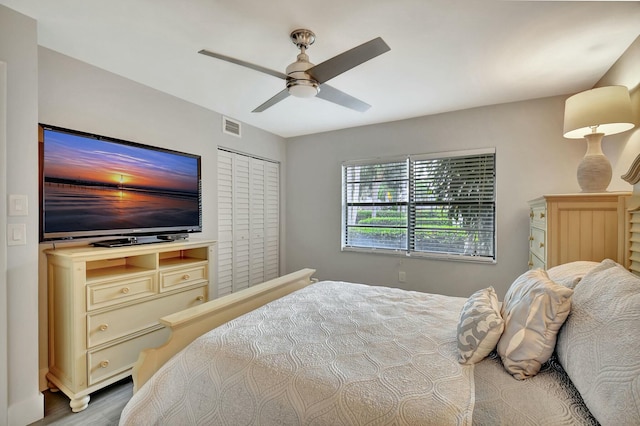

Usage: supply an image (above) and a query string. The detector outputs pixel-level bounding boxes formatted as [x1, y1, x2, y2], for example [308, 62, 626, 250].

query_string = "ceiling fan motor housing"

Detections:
[286, 51, 319, 98]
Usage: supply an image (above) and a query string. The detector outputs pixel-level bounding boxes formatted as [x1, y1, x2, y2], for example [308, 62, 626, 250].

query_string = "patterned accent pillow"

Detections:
[547, 261, 599, 289]
[556, 259, 640, 425]
[497, 269, 573, 380]
[457, 287, 504, 364]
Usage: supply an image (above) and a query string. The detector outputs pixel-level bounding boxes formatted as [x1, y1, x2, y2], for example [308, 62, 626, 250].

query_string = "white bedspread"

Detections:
[120, 281, 474, 425]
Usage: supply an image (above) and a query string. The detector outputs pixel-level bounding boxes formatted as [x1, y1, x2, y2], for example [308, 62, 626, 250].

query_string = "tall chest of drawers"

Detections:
[528, 193, 630, 270]
[45, 239, 216, 412]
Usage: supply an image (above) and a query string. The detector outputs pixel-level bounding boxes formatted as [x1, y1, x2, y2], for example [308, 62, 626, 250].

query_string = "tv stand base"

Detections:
[92, 234, 188, 247]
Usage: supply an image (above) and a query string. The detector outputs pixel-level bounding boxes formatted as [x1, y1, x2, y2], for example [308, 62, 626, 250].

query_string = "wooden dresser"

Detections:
[528, 193, 630, 270]
[45, 239, 216, 412]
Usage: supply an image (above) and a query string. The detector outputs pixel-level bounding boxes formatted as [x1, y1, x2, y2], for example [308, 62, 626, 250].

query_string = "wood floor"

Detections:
[28, 378, 133, 426]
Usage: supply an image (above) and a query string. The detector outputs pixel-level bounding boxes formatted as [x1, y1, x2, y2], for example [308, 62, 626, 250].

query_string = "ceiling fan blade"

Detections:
[306, 37, 390, 84]
[316, 84, 371, 112]
[252, 89, 290, 113]
[198, 49, 287, 80]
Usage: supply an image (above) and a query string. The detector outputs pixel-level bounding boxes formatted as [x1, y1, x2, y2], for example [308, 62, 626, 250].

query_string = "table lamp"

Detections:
[563, 85, 635, 192]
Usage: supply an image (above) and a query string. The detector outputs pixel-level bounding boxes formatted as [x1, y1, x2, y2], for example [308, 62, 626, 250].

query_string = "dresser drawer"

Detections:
[530, 205, 547, 229]
[87, 327, 169, 386]
[87, 286, 207, 348]
[86, 273, 157, 311]
[159, 263, 207, 292]
[529, 227, 546, 261]
[529, 252, 546, 270]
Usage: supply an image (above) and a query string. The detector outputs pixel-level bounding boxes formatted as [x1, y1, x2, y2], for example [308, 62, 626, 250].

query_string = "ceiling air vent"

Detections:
[222, 116, 241, 138]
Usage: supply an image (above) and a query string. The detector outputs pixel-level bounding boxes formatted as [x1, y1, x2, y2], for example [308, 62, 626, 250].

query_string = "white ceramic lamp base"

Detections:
[576, 133, 611, 193]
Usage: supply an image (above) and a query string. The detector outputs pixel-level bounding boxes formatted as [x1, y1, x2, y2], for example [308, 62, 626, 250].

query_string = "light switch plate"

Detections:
[7, 223, 26, 246]
[8, 194, 28, 216]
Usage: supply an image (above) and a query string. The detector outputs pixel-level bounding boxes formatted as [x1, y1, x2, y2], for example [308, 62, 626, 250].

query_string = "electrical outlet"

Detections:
[398, 271, 406, 283]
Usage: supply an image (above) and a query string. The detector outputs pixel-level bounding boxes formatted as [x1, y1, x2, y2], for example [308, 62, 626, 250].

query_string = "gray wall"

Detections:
[0, 5, 42, 425]
[285, 92, 636, 299]
[596, 36, 640, 177]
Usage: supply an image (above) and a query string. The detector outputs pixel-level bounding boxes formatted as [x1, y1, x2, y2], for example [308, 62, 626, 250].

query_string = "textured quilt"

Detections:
[120, 281, 474, 425]
[472, 352, 599, 425]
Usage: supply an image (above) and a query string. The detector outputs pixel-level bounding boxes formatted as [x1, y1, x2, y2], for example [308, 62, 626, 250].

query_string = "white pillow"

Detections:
[497, 269, 573, 380]
[547, 261, 599, 289]
[457, 287, 504, 364]
[556, 259, 640, 425]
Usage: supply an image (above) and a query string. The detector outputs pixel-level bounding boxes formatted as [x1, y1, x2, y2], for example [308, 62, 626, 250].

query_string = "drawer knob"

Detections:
[99, 324, 109, 332]
[196, 295, 205, 301]
[529, 236, 534, 241]
[539, 242, 545, 248]
[539, 212, 545, 219]
[100, 360, 109, 368]
[121, 287, 130, 294]
[529, 211, 534, 219]
[182, 274, 191, 281]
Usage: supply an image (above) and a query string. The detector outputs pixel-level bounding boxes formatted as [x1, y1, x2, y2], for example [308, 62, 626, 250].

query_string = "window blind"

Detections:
[343, 159, 409, 250]
[342, 149, 496, 261]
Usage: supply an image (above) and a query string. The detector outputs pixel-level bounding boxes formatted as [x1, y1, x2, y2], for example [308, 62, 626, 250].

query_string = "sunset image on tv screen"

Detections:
[42, 128, 201, 235]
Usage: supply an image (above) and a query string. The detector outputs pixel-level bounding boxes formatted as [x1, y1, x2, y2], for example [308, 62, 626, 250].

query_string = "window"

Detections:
[342, 148, 496, 262]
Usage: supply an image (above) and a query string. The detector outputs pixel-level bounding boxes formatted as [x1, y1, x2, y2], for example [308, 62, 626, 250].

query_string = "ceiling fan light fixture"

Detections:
[287, 80, 319, 98]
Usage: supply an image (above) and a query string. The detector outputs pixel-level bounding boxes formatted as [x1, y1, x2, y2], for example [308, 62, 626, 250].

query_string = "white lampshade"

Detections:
[563, 85, 634, 138]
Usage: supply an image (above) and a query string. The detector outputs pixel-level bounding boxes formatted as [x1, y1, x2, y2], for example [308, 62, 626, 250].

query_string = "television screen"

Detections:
[40, 124, 202, 243]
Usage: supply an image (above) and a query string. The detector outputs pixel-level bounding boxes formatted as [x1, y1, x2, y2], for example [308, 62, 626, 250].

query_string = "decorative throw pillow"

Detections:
[457, 287, 504, 364]
[497, 269, 573, 380]
[547, 261, 599, 289]
[556, 259, 640, 425]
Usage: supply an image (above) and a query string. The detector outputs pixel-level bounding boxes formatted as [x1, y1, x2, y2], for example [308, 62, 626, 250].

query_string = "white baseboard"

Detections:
[8, 392, 43, 426]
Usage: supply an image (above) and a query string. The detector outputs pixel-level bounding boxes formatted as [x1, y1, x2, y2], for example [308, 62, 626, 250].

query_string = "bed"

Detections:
[119, 195, 640, 425]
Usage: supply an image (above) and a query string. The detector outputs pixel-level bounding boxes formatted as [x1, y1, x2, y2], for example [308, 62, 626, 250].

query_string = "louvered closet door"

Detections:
[250, 158, 266, 286]
[232, 154, 251, 292]
[217, 151, 234, 296]
[217, 149, 279, 296]
[264, 160, 279, 280]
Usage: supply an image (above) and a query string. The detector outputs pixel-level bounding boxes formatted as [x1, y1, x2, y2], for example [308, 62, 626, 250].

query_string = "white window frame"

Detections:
[341, 148, 496, 263]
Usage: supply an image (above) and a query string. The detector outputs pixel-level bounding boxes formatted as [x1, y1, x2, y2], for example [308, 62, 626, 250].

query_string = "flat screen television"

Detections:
[39, 124, 202, 245]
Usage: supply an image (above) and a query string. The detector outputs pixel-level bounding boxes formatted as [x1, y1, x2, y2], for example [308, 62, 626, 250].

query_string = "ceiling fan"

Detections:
[198, 29, 390, 113]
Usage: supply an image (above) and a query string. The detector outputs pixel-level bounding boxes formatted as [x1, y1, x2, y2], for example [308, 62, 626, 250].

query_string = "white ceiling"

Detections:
[2, 0, 640, 138]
